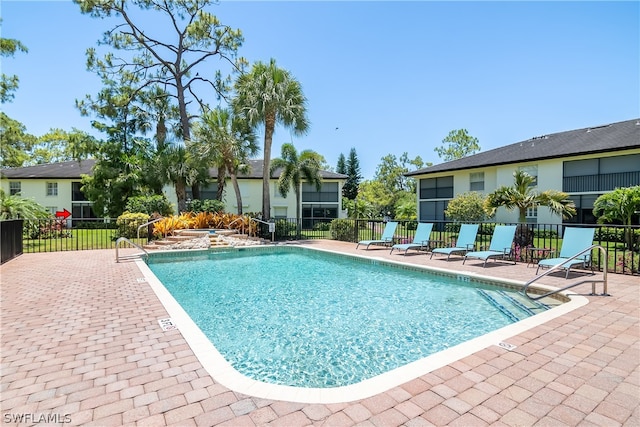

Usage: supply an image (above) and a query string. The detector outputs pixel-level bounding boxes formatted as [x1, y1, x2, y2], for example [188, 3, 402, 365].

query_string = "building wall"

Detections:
[1, 178, 75, 216]
[415, 148, 640, 225]
[165, 178, 346, 220]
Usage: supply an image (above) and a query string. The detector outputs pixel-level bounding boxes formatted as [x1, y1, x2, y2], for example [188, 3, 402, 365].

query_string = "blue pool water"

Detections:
[148, 247, 547, 388]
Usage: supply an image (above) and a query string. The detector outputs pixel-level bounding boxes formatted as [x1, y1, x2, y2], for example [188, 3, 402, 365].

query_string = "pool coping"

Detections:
[135, 245, 589, 404]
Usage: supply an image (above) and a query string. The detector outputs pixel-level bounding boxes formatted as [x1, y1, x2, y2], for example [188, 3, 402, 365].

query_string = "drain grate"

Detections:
[158, 318, 178, 331]
[497, 341, 517, 351]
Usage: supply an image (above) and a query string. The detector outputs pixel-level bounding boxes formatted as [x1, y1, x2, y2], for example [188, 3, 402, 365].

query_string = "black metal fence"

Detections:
[1, 219, 24, 264]
[11, 217, 640, 275]
[256, 218, 640, 276]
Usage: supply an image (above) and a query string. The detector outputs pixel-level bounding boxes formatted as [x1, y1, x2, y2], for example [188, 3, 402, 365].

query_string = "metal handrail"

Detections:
[137, 217, 165, 240]
[250, 217, 275, 242]
[227, 216, 246, 236]
[521, 244, 608, 300]
[115, 237, 149, 263]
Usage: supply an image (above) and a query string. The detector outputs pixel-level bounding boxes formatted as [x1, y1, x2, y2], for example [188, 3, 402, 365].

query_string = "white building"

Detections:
[1, 159, 348, 225]
[405, 118, 640, 225]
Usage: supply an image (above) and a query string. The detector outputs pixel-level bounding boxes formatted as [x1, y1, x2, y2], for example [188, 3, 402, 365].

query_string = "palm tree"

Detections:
[233, 59, 309, 220]
[194, 107, 258, 214]
[0, 190, 51, 220]
[485, 170, 576, 247]
[157, 145, 200, 213]
[270, 143, 323, 236]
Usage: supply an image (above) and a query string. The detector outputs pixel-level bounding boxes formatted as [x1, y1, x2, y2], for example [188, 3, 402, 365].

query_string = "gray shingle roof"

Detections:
[406, 118, 640, 176]
[209, 159, 347, 179]
[1, 158, 347, 180]
[1, 159, 97, 179]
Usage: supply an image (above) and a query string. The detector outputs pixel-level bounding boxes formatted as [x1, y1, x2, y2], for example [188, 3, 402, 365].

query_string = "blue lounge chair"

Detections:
[356, 221, 398, 250]
[536, 227, 596, 278]
[430, 224, 479, 261]
[463, 225, 517, 267]
[390, 223, 434, 255]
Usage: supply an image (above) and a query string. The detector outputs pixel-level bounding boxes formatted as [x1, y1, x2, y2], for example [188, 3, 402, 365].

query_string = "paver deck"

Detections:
[1, 240, 638, 426]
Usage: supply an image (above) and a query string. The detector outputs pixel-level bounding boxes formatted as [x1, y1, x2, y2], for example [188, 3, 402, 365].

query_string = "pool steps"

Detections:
[477, 289, 549, 322]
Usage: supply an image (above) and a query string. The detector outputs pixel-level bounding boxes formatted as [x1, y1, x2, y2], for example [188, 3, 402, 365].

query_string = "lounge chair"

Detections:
[536, 227, 596, 278]
[390, 223, 434, 255]
[430, 224, 479, 261]
[356, 221, 398, 250]
[463, 225, 517, 267]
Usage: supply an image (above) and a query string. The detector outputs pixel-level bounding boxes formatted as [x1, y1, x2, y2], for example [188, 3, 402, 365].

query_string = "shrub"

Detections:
[116, 212, 150, 238]
[330, 219, 356, 242]
[275, 219, 297, 239]
[313, 221, 331, 231]
[186, 199, 225, 214]
[125, 195, 174, 216]
[445, 192, 490, 222]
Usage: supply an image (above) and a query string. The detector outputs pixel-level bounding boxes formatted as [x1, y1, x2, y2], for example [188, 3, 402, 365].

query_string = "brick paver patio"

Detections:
[1, 240, 638, 426]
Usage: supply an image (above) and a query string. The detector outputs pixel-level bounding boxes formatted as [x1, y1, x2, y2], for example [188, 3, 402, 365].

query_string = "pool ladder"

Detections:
[521, 245, 608, 301]
[115, 237, 149, 263]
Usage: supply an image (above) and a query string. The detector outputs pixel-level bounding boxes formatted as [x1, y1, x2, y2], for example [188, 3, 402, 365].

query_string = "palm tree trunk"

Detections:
[262, 114, 276, 220]
[176, 180, 187, 213]
[230, 173, 243, 214]
[295, 185, 301, 239]
[216, 169, 226, 201]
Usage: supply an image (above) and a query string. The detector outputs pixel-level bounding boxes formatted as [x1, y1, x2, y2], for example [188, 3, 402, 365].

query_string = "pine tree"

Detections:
[336, 153, 347, 175]
[343, 148, 361, 200]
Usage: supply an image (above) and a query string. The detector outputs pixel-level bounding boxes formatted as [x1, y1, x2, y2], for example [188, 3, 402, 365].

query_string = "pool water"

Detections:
[148, 248, 546, 388]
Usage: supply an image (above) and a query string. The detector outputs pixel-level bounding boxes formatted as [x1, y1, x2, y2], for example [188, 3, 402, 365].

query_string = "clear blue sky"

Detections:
[2, 1, 639, 179]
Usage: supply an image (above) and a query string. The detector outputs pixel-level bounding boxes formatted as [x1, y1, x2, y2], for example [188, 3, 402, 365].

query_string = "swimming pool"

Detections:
[138, 246, 586, 403]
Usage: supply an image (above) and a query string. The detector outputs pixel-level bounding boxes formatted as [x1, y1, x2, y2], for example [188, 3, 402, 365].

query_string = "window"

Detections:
[419, 176, 453, 199]
[469, 172, 484, 191]
[420, 200, 449, 224]
[302, 182, 338, 202]
[273, 207, 287, 218]
[72, 182, 87, 201]
[563, 154, 640, 192]
[9, 182, 21, 195]
[46, 182, 58, 196]
[273, 182, 285, 198]
[46, 206, 57, 215]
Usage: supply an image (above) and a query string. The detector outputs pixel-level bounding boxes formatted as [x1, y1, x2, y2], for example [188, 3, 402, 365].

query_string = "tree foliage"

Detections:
[593, 186, 640, 250]
[370, 152, 424, 218]
[341, 148, 361, 200]
[28, 129, 98, 165]
[270, 143, 323, 225]
[0, 113, 36, 168]
[336, 153, 347, 175]
[233, 58, 309, 220]
[445, 191, 491, 222]
[192, 107, 257, 213]
[357, 180, 395, 218]
[485, 170, 576, 222]
[0, 189, 51, 220]
[434, 129, 480, 161]
[75, 0, 245, 143]
[1, 26, 28, 104]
